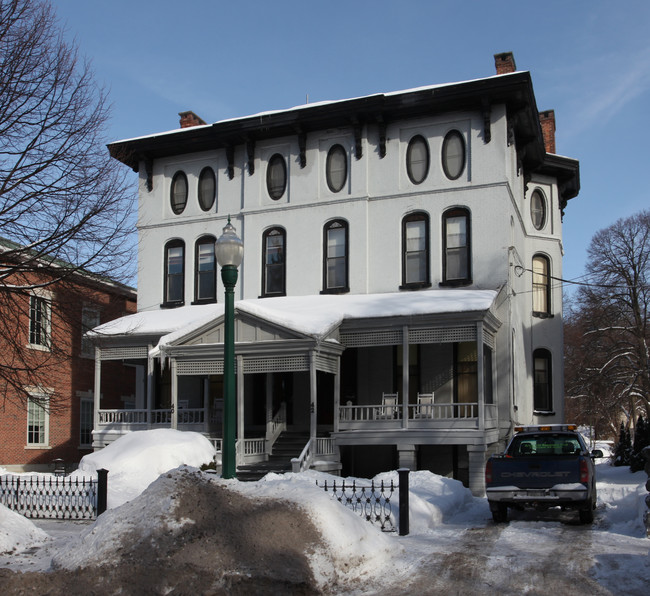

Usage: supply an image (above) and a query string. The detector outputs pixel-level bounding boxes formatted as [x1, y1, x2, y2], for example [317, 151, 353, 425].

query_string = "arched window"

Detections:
[532, 254, 551, 315]
[442, 208, 471, 285]
[533, 348, 553, 412]
[262, 227, 286, 296]
[194, 235, 216, 303]
[322, 219, 349, 293]
[401, 212, 430, 288]
[164, 239, 185, 306]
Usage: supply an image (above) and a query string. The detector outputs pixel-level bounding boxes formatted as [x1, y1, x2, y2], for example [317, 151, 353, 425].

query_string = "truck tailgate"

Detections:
[488, 455, 583, 489]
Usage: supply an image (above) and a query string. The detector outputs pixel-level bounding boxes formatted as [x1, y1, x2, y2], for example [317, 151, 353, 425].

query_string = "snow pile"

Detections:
[0, 503, 49, 554]
[53, 469, 198, 571]
[73, 429, 215, 508]
[227, 471, 402, 586]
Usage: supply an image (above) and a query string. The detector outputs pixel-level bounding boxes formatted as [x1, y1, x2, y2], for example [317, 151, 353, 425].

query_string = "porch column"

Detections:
[467, 444, 488, 496]
[146, 345, 154, 429]
[237, 354, 245, 465]
[397, 444, 416, 470]
[477, 322, 485, 431]
[171, 359, 178, 430]
[402, 325, 409, 429]
[310, 351, 317, 444]
[93, 347, 101, 446]
[203, 377, 209, 430]
[265, 373, 273, 445]
[333, 357, 341, 433]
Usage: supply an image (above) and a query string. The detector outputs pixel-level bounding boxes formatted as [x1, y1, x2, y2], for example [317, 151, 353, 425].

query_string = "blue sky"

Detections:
[54, 0, 650, 292]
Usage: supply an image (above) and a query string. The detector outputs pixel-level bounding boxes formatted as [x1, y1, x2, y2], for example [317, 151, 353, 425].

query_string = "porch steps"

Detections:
[236, 431, 309, 482]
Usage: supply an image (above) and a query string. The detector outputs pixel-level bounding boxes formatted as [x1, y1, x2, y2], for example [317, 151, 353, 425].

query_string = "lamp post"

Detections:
[215, 217, 243, 479]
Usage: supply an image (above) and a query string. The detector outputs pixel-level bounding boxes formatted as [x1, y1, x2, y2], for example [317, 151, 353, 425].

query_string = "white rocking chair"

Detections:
[415, 393, 434, 418]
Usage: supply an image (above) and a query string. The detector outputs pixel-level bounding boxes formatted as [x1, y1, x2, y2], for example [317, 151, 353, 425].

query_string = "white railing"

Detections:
[98, 409, 148, 425]
[151, 409, 171, 424]
[408, 402, 478, 419]
[208, 437, 222, 453]
[316, 437, 335, 456]
[339, 401, 481, 423]
[338, 404, 403, 422]
[177, 408, 205, 424]
[292, 438, 313, 473]
[266, 402, 287, 449]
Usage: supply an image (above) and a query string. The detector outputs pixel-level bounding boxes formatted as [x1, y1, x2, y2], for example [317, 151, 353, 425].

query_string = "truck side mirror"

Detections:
[590, 449, 604, 458]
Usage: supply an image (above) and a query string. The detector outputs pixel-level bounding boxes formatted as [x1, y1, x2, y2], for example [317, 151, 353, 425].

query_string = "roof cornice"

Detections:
[108, 72, 546, 175]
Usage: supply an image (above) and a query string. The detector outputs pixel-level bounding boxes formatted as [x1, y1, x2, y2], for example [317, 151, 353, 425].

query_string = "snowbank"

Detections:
[0, 503, 49, 554]
[73, 429, 215, 508]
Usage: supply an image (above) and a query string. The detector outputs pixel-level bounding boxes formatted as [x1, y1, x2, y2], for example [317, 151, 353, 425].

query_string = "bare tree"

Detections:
[568, 210, 650, 426]
[0, 0, 136, 410]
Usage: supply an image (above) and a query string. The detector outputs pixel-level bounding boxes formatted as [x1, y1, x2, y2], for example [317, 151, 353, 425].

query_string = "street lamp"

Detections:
[215, 217, 243, 479]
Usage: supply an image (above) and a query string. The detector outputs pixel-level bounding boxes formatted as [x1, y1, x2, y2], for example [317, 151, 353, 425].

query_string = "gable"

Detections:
[179, 310, 312, 347]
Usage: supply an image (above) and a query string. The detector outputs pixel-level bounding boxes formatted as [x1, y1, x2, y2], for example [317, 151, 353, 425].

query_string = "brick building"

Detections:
[0, 238, 136, 472]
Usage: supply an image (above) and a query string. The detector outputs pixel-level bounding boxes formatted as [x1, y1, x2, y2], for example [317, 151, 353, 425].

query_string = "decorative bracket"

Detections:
[354, 124, 363, 160]
[143, 157, 153, 192]
[226, 146, 235, 180]
[482, 98, 491, 144]
[377, 118, 386, 159]
[246, 139, 255, 175]
[298, 131, 307, 168]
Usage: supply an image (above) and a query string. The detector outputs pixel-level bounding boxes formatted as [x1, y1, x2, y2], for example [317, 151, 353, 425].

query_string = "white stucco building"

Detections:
[91, 53, 579, 494]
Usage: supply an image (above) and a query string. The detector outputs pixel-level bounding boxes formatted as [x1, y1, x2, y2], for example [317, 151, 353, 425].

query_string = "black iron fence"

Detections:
[0, 469, 108, 519]
[317, 468, 410, 535]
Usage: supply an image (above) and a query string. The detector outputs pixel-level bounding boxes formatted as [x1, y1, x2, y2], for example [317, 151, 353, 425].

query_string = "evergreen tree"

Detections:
[613, 422, 631, 466]
[630, 416, 650, 472]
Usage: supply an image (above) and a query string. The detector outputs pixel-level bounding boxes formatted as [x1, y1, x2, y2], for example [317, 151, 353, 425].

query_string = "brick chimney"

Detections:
[538, 110, 556, 154]
[494, 52, 517, 74]
[179, 111, 206, 129]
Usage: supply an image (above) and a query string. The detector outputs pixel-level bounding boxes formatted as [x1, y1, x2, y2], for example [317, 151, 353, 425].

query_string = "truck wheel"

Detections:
[578, 502, 594, 524]
[490, 502, 508, 523]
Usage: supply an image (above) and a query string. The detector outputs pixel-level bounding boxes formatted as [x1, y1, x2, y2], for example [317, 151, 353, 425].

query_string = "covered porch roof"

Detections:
[89, 289, 500, 357]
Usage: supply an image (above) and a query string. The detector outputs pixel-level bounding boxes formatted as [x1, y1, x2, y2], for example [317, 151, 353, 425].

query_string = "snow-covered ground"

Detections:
[1, 430, 649, 594]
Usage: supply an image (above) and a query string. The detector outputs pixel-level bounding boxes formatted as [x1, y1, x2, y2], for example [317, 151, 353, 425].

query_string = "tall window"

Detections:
[323, 219, 349, 293]
[262, 227, 286, 296]
[530, 189, 547, 230]
[27, 396, 48, 446]
[402, 212, 430, 288]
[198, 167, 216, 211]
[266, 154, 287, 200]
[326, 145, 347, 193]
[170, 171, 188, 214]
[441, 130, 466, 180]
[79, 397, 93, 447]
[406, 135, 429, 184]
[532, 254, 551, 315]
[81, 307, 100, 357]
[164, 240, 185, 306]
[533, 348, 553, 412]
[442, 208, 471, 285]
[195, 236, 216, 303]
[29, 294, 51, 349]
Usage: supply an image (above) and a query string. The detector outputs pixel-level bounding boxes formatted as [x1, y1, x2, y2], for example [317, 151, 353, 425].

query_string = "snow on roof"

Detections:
[90, 303, 223, 338]
[112, 73, 522, 145]
[93, 289, 498, 354]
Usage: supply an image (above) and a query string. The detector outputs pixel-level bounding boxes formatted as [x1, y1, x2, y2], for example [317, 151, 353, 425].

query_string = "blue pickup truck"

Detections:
[485, 425, 604, 523]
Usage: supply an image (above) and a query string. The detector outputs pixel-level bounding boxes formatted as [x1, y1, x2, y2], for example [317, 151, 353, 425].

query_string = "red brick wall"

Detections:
[0, 271, 136, 470]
